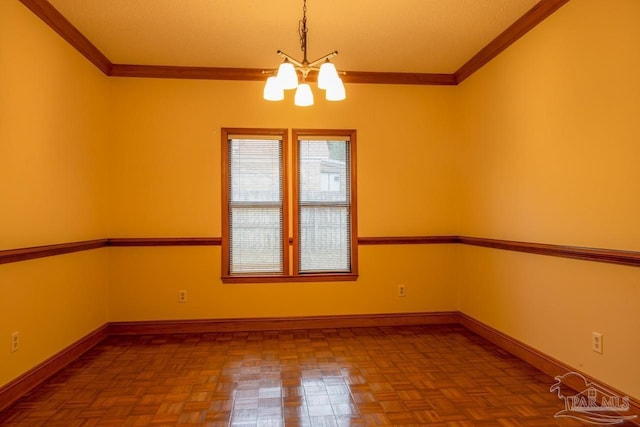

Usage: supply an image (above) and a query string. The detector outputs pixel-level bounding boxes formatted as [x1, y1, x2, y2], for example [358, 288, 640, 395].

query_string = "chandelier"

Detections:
[263, 0, 346, 106]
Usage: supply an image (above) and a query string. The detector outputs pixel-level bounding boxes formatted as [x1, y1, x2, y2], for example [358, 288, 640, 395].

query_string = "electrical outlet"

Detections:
[179, 290, 187, 303]
[592, 332, 603, 354]
[11, 332, 19, 353]
[398, 285, 406, 297]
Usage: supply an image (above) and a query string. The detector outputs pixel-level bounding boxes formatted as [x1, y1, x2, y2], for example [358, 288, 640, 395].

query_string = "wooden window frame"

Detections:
[221, 128, 289, 282]
[221, 128, 358, 283]
[292, 129, 358, 281]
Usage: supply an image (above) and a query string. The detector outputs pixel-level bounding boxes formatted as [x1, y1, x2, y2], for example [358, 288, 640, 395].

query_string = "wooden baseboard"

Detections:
[458, 313, 640, 420]
[108, 311, 460, 335]
[0, 324, 109, 412]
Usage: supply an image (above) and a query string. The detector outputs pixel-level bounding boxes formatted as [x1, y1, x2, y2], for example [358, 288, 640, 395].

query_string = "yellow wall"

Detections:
[457, 0, 640, 399]
[108, 245, 457, 320]
[107, 79, 459, 238]
[107, 78, 460, 319]
[0, 1, 110, 385]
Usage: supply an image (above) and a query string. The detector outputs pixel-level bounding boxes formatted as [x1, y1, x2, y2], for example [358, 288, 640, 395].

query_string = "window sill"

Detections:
[222, 273, 358, 284]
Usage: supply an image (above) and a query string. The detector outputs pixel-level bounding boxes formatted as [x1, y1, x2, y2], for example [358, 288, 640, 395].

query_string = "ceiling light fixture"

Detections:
[263, 0, 345, 106]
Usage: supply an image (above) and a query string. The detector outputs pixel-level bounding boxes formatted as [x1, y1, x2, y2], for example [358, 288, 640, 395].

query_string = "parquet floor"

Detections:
[0, 324, 613, 426]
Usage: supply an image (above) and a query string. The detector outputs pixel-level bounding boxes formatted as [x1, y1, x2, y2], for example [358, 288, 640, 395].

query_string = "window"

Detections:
[293, 130, 356, 275]
[221, 129, 289, 278]
[222, 128, 357, 282]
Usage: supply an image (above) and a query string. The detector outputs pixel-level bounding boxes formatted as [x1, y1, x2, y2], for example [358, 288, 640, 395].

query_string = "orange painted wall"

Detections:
[0, 1, 110, 386]
[106, 79, 460, 319]
[457, 0, 640, 399]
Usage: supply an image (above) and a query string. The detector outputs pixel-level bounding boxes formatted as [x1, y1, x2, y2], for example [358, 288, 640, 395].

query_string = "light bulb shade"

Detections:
[325, 78, 346, 101]
[263, 76, 284, 101]
[276, 61, 298, 90]
[294, 83, 314, 106]
[317, 61, 339, 90]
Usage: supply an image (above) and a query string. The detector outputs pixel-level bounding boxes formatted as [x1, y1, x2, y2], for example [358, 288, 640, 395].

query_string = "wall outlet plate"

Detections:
[11, 332, 19, 353]
[592, 332, 603, 354]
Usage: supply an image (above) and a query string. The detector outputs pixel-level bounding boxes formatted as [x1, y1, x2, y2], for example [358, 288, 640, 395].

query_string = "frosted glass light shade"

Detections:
[325, 78, 346, 101]
[263, 77, 284, 101]
[317, 61, 339, 90]
[294, 83, 314, 106]
[276, 61, 298, 89]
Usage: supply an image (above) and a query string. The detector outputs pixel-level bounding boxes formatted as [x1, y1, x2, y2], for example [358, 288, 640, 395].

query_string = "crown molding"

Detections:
[20, 0, 570, 85]
[18, 0, 112, 75]
[454, 0, 570, 83]
[109, 65, 458, 86]
[109, 64, 267, 81]
[341, 71, 457, 86]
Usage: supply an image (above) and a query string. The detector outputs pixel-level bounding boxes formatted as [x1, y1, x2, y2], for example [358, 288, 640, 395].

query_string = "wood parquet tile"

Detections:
[0, 325, 628, 426]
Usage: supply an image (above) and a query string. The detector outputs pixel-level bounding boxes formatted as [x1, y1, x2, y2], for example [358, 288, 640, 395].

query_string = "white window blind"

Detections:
[228, 138, 283, 274]
[298, 138, 351, 273]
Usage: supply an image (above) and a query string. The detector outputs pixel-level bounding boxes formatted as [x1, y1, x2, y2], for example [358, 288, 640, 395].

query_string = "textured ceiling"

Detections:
[46, 0, 540, 74]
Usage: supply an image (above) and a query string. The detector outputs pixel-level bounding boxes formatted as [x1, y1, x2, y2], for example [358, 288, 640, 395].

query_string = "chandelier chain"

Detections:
[299, 0, 308, 60]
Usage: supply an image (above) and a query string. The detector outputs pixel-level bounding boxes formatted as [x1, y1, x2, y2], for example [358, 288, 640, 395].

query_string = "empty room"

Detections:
[1, 0, 639, 425]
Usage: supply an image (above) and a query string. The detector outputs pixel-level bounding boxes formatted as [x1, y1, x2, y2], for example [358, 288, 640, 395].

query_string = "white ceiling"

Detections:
[46, 0, 540, 74]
